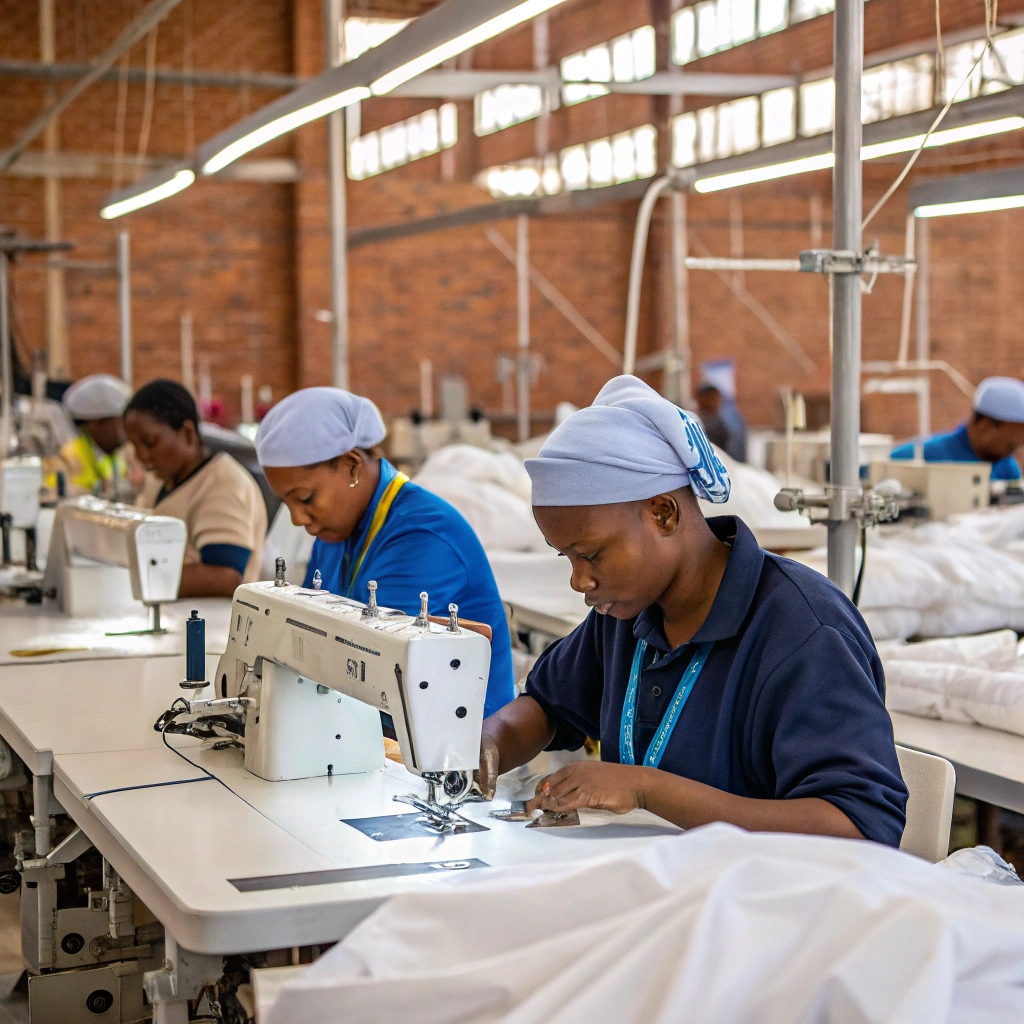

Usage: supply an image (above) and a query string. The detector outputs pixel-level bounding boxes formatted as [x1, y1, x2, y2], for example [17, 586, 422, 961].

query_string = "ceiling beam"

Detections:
[0, 0, 186, 173]
[0, 58, 299, 91]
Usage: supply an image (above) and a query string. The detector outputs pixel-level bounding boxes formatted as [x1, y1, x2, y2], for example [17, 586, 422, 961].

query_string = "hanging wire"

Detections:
[135, 26, 159, 176]
[862, 0, 998, 231]
[111, 53, 129, 189]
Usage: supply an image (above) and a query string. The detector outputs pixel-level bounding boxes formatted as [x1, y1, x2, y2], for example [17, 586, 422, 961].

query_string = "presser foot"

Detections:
[392, 793, 470, 835]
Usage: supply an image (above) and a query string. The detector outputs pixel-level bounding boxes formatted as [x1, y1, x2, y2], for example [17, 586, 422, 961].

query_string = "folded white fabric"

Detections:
[263, 823, 1024, 1024]
[879, 630, 1019, 671]
[885, 658, 1024, 736]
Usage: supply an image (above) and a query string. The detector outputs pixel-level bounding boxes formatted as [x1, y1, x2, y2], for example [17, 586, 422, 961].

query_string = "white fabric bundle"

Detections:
[414, 445, 545, 553]
[262, 823, 1024, 1024]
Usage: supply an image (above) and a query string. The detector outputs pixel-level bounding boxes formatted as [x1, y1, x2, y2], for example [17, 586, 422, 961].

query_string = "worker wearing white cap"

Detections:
[256, 387, 514, 718]
[59, 373, 133, 497]
[891, 376, 1024, 481]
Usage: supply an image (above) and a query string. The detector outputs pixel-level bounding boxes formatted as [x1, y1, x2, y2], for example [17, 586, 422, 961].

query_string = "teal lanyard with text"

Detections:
[620, 639, 714, 767]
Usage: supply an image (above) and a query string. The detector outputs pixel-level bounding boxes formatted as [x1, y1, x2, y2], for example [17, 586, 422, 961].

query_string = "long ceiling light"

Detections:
[370, 0, 568, 96]
[916, 194, 1024, 217]
[910, 164, 1024, 218]
[202, 86, 370, 174]
[100, 166, 195, 219]
[197, 0, 570, 177]
[694, 115, 1024, 194]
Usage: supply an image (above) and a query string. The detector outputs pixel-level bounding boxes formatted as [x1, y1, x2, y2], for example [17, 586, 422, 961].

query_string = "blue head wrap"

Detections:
[526, 376, 731, 506]
[973, 377, 1024, 424]
[256, 387, 387, 468]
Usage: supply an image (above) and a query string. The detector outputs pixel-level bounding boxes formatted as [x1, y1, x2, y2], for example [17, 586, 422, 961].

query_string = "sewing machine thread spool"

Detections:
[415, 591, 430, 628]
[180, 610, 207, 690]
[364, 580, 379, 618]
[274, 556, 287, 587]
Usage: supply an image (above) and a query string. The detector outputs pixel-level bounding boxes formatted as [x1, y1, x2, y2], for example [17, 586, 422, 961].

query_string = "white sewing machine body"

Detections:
[212, 580, 491, 783]
[43, 496, 186, 617]
[2, 456, 43, 531]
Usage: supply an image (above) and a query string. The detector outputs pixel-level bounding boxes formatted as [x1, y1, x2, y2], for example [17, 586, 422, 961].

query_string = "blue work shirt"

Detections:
[891, 422, 1021, 481]
[303, 459, 514, 717]
[524, 516, 908, 848]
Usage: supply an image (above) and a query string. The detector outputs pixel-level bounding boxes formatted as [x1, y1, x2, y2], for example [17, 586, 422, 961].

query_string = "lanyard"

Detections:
[620, 638, 714, 768]
[342, 471, 409, 597]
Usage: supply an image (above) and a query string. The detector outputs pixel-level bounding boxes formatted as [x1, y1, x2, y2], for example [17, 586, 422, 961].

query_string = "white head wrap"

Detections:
[62, 374, 132, 420]
[973, 377, 1024, 424]
[526, 376, 731, 506]
[256, 387, 387, 468]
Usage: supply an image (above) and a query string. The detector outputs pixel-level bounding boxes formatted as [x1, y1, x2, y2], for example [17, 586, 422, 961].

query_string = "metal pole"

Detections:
[0, 254, 11, 475]
[325, 0, 349, 391]
[915, 217, 931, 454]
[669, 191, 691, 406]
[828, 0, 864, 596]
[117, 231, 132, 384]
[516, 214, 531, 443]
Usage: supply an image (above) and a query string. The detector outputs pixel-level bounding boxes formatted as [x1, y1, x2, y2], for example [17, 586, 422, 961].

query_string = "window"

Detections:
[475, 84, 547, 136]
[348, 105, 457, 180]
[799, 78, 834, 136]
[479, 126, 656, 198]
[672, 0, 876, 65]
[343, 16, 409, 62]
[669, 24, 1024, 171]
[561, 26, 656, 106]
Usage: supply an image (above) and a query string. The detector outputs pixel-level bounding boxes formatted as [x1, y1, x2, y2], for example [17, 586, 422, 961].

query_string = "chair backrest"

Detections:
[896, 744, 956, 862]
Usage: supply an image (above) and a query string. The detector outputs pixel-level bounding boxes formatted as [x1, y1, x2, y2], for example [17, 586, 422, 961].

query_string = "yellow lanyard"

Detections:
[344, 471, 409, 596]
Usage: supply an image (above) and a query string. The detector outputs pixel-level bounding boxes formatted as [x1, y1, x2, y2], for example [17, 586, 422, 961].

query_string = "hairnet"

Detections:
[256, 387, 387, 468]
[526, 375, 731, 506]
[62, 374, 132, 420]
[973, 377, 1024, 424]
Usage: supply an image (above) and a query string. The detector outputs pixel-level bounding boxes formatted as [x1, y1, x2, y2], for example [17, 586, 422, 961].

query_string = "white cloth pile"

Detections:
[414, 445, 545, 552]
[793, 505, 1024, 640]
[881, 629, 1024, 738]
[261, 823, 1024, 1024]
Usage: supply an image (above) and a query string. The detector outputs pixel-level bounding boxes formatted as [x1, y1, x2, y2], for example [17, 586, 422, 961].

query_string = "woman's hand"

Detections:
[476, 734, 501, 801]
[524, 761, 648, 816]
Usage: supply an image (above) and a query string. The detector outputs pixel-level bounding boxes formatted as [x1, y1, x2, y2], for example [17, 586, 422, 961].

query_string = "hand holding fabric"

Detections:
[525, 762, 647, 816]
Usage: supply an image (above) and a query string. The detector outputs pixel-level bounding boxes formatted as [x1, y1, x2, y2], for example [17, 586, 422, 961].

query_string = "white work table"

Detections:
[0, 653, 679, 956]
[891, 711, 1024, 814]
[0, 597, 232, 666]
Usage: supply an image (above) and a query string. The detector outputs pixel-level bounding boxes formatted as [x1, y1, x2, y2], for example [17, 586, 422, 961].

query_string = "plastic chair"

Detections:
[896, 744, 956, 862]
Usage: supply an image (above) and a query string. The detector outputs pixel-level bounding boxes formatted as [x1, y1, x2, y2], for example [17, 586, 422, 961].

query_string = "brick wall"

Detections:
[2, 0, 1024, 438]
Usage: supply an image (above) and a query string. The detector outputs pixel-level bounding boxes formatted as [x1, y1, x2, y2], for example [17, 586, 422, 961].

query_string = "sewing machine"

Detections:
[157, 559, 491, 828]
[42, 496, 186, 629]
[0, 455, 43, 576]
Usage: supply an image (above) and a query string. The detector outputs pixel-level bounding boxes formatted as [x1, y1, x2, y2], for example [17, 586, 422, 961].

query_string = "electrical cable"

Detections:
[135, 26, 159, 172]
[862, 0, 998, 231]
[852, 521, 868, 607]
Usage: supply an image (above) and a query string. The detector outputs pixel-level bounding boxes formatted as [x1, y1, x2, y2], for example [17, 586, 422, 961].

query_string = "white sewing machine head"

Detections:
[42, 496, 186, 623]
[209, 572, 491, 790]
[0, 456, 43, 571]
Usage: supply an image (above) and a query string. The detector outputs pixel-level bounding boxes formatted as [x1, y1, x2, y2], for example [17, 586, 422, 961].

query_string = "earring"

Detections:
[350, 475, 360, 489]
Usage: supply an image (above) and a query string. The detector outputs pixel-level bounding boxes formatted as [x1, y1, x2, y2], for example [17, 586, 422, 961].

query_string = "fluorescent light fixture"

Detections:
[202, 86, 370, 174]
[695, 152, 833, 192]
[370, 0, 569, 96]
[100, 167, 195, 219]
[916, 194, 1024, 217]
[694, 115, 1024, 193]
[861, 116, 1024, 159]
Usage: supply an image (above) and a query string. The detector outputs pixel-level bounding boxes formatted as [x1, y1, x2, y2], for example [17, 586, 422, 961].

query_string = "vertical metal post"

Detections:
[0, 253, 11, 475]
[828, 0, 864, 596]
[516, 214, 531, 443]
[325, 0, 349, 391]
[117, 231, 132, 385]
[915, 216, 931, 455]
[668, 191, 691, 406]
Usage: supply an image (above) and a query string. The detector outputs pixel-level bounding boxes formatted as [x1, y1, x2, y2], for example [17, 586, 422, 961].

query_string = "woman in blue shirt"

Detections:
[256, 387, 514, 718]
[479, 376, 907, 847]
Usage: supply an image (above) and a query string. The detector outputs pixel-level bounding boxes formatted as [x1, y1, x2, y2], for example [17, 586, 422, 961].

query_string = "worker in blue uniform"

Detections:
[256, 387, 514, 718]
[478, 376, 907, 847]
[890, 376, 1024, 482]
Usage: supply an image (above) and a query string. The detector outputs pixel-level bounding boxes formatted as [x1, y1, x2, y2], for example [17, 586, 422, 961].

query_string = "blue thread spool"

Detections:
[185, 610, 205, 684]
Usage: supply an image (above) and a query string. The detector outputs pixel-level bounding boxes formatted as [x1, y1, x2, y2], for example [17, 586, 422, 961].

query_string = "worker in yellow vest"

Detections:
[58, 374, 134, 498]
